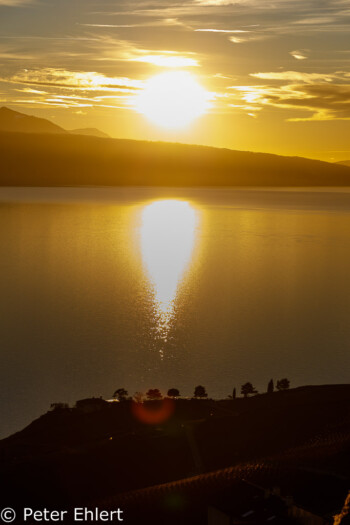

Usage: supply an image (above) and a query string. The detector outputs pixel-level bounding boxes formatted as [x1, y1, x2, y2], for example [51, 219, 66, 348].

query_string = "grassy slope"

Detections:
[1, 131, 350, 186]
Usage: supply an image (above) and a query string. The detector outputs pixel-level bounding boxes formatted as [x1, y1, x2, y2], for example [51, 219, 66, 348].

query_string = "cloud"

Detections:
[194, 0, 310, 6]
[292, 16, 336, 25]
[228, 32, 272, 44]
[15, 88, 48, 94]
[79, 24, 139, 29]
[0, 34, 141, 70]
[78, 18, 186, 29]
[84, 0, 350, 41]
[229, 36, 245, 43]
[194, 0, 232, 4]
[290, 50, 308, 60]
[3, 68, 144, 91]
[251, 71, 335, 83]
[0, 68, 144, 109]
[227, 71, 350, 120]
[0, 51, 35, 59]
[284, 84, 350, 120]
[131, 55, 199, 67]
[194, 0, 294, 4]
[195, 29, 249, 33]
[0, 0, 34, 5]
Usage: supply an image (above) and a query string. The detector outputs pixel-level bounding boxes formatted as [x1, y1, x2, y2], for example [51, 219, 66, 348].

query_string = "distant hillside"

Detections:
[337, 160, 350, 167]
[0, 107, 108, 139]
[1, 130, 350, 187]
[69, 127, 110, 138]
[0, 106, 66, 134]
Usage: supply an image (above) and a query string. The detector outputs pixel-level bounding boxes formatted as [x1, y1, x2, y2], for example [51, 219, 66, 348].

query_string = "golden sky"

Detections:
[1, 0, 350, 160]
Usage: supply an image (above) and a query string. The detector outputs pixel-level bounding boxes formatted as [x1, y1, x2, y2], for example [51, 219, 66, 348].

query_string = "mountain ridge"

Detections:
[336, 160, 350, 167]
[69, 127, 110, 138]
[0, 106, 109, 138]
[0, 106, 66, 134]
[1, 106, 350, 187]
[0, 129, 350, 187]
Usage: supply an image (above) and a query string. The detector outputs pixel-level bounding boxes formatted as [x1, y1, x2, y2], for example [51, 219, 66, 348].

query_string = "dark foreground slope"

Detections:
[0, 385, 349, 522]
[1, 131, 350, 186]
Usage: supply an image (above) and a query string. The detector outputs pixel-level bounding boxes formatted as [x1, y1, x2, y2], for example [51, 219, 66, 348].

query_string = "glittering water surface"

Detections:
[140, 200, 199, 348]
[1, 187, 350, 438]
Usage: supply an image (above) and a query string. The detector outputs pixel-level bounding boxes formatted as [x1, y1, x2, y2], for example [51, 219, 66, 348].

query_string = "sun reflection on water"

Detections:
[140, 199, 199, 348]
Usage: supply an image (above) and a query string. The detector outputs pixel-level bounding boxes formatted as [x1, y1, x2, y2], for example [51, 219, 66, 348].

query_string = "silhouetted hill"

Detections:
[0, 107, 108, 139]
[0, 384, 349, 517]
[1, 130, 350, 186]
[0, 106, 66, 134]
[337, 160, 350, 167]
[69, 127, 110, 138]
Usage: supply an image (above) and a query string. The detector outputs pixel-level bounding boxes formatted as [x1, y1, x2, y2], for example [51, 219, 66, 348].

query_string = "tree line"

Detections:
[112, 378, 290, 402]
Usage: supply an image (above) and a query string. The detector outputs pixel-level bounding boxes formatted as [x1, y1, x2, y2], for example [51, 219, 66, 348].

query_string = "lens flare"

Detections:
[131, 398, 175, 425]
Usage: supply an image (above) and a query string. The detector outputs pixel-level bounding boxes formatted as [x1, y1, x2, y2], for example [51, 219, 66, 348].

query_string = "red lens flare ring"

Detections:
[131, 398, 175, 425]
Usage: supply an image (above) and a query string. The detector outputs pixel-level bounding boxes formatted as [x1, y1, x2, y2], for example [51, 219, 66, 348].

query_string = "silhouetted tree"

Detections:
[133, 392, 144, 403]
[241, 382, 258, 398]
[228, 387, 237, 400]
[113, 388, 128, 401]
[167, 388, 180, 398]
[146, 388, 162, 400]
[276, 378, 290, 391]
[267, 379, 274, 394]
[194, 385, 208, 398]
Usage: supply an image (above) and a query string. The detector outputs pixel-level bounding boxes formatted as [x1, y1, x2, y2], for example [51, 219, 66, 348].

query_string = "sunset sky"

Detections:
[1, 0, 350, 160]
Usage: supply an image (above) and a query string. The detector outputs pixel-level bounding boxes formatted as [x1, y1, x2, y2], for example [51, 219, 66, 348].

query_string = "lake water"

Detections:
[1, 187, 350, 438]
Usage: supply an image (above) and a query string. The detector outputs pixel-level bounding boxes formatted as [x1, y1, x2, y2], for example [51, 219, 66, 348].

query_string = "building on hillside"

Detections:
[75, 397, 107, 414]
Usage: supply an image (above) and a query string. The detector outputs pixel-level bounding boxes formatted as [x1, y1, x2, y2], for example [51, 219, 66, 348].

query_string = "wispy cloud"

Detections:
[131, 54, 199, 67]
[0, 68, 145, 109]
[3, 68, 143, 90]
[228, 32, 270, 44]
[227, 71, 350, 120]
[194, 0, 234, 4]
[195, 28, 249, 33]
[292, 16, 336, 25]
[194, 0, 310, 7]
[0, 0, 34, 5]
[229, 36, 245, 43]
[15, 87, 48, 94]
[0, 32, 198, 73]
[0, 51, 35, 59]
[290, 50, 308, 60]
[79, 24, 139, 29]
[286, 84, 350, 120]
[78, 18, 186, 29]
[251, 71, 335, 83]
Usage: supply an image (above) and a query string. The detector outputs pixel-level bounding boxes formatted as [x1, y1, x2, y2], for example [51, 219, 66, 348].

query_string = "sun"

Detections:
[134, 71, 211, 129]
